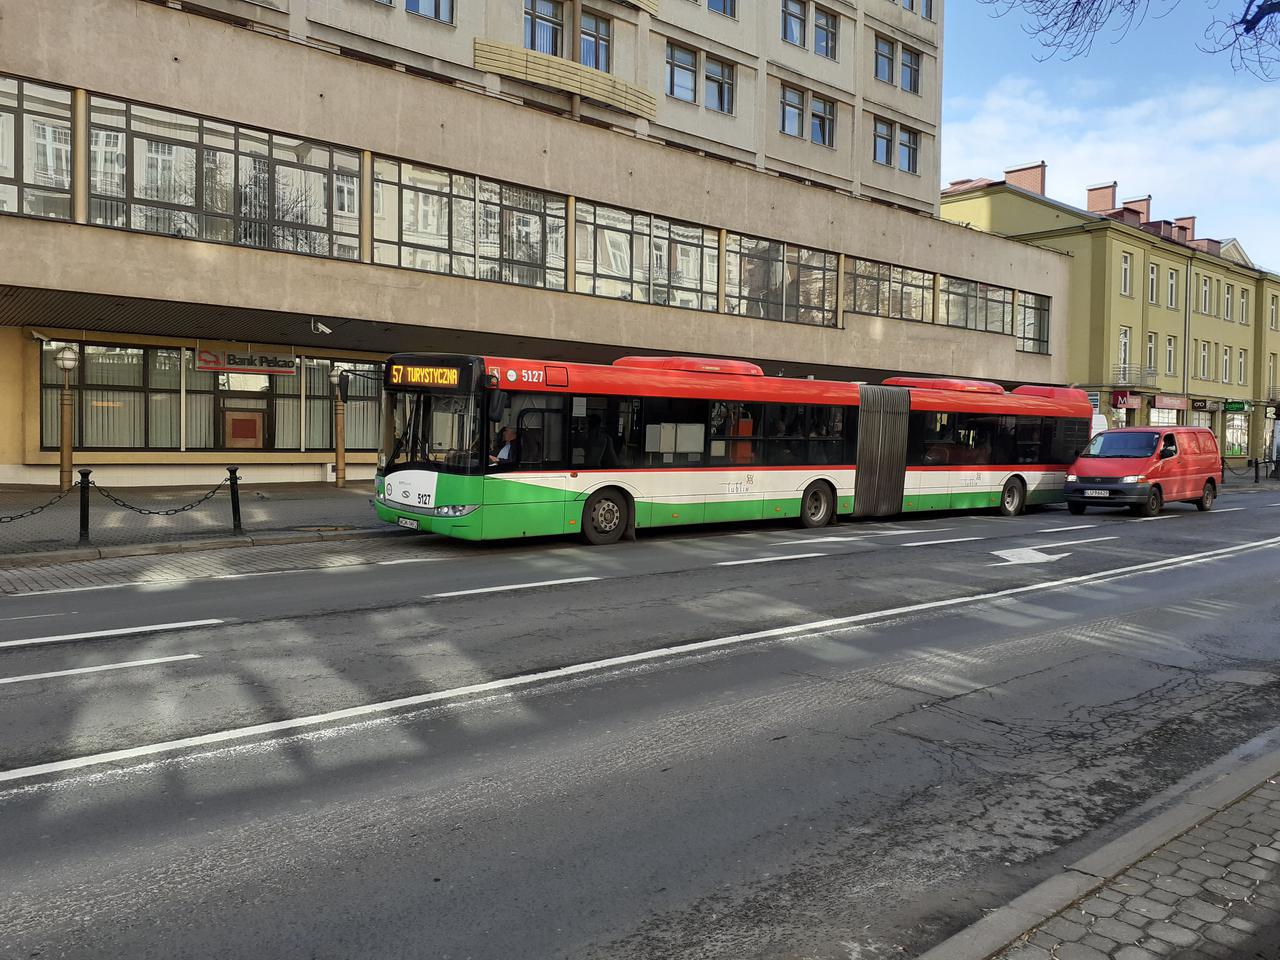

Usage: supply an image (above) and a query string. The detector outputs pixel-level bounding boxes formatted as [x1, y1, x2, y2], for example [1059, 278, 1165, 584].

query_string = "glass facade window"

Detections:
[782, 0, 807, 45]
[844, 259, 935, 324]
[898, 127, 919, 174]
[875, 37, 895, 83]
[901, 48, 921, 94]
[524, 0, 563, 56]
[575, 200, 718, 311]
[724, 233, 837, 327]
[814, 8, 838, 59]
[1016, 292, 1050, 354]
[666, 43, 697, 102]
[407, 0, 453, 22]
[705, 58, 735, 114]
[873, 118, 893, 166]
[780, 86, 804, 137]
[810, 96, 835, 147]
[580, 14, 611, 72]
[89, 97, 359, 259]
[0, 76, 73, 221]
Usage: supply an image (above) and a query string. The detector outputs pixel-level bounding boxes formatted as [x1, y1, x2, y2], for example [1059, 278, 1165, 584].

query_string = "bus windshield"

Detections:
[1082, 431, 1160, 459]
[386, 392, 482, 474]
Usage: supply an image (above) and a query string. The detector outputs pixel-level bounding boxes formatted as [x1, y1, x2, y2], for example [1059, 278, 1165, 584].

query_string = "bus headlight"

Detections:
[426, 504, 478, 518]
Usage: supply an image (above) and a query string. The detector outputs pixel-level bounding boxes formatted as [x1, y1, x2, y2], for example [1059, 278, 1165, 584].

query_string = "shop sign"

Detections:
[1191, 399, 1220, 412]
[1153, 395, 1188, 410]
[1223, 400, 1251, 413]
[195, 349, 296, 375]
[1266, 406, 1277, 420]
[1110, 391, 1142, 409]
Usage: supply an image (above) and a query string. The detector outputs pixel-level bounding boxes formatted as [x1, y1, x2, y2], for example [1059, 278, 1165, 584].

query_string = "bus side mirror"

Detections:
[488, 390, 507, 422]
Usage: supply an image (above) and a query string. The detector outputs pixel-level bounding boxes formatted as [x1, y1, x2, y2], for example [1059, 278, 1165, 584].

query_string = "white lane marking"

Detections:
[1129, 514, 1178, 522]
[1269, 503, 1280, 507]
[902, 537, 984, 547]
[989, 546, 1068, 566]
[429, 577, 600, 599]
[0, 654, 202, 686]
[1211, 507, 1245, 514]
[377, 558, 442, 565]
[716, 553, 827, 566]
[964, 516, 1016, 522]
[1030, 536, 1120, 549]
[775, 528, 956, 545]
[1036, 524, 1096, 533]
[7, 533, 1280, 787]
[0, 613, 71, 622]
[0, 620, 224, 651]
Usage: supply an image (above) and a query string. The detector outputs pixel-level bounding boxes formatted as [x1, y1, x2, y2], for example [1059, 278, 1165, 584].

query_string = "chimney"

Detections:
[1087, 181, 1117, 212]
[1175, 216, 1196, 241]
[1123, 195, 1152, 222]
[1005, 161, 1046, 195]
[1175, 225, 1189, 243]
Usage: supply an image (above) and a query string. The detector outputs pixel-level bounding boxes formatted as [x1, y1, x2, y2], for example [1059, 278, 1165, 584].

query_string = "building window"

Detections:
[1148, 263, 1158, 303]
[875, 36, 895, 83]
[374, 158, 566, 290]
[1225, 283, 1233, 321]
[0, 76, 73, 220]
[939, 278, 1014, 334]
[1240, 349, 1248, 385]
[1223, 346, 1231, 383]
[845, 258, 935, 325]
[575, 200, 718, 311]
[89, 97, 360, 260]
[1225, 413, 1249, 457]
[407, 0, 453, 22]
[525, 0, 563, 56]
[898, 126, 919, 174]
[580, 14, 611, 72]
[782, 0, 807, 46]
[814, 7, 838, 58]
[1120, 252, 1132, 296]
[1149, 407, 1178, 427]
[1200, 341, 1209, 379]
[1240, 288, 1249, 325]
[873, 118, 893, 166]
[903, 0, 915, 10]
[1166, 336, 1176, 376]
[901, 48, 921, 94]
[810, 95, 835, 147]
[1168, 268, 1177, 308]
[1269, 353, 1276, 389]
[1118, 326, 1131, 368]
[1146, 332, 1156, 371]
[724, 233, 838, 326]
[1201, 276, 1211, 313]
[704, 58, 735, 114]
[666, 43, 698, 102]
[922, 0, 934, 18]
[709, 0, 737, 16]
[1272, 295, 1279, 330]
[1016, 292, 1051, 354]
[780, 85, 804, 137]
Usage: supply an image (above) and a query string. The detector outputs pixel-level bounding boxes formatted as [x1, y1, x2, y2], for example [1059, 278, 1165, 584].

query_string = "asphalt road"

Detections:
[3, 494, 1280, 959]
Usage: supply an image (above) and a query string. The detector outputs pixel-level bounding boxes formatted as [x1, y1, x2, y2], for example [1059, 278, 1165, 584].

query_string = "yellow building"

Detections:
[942, 164, 1280, 463]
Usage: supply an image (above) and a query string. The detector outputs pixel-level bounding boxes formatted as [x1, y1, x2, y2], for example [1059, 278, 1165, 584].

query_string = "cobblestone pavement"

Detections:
[0, 481, 382, 554]
[994, 776, 1280, 960]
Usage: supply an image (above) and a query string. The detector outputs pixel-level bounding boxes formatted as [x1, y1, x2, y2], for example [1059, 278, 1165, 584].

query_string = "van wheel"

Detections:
[582, 489, 629, 545]
[1196, 481, 1216, 511]
[800, 482, 834, 528]
[999, 478, 1026, 517]
[1137, 486, 1164, 518]
[1068, 502, 1086, 515]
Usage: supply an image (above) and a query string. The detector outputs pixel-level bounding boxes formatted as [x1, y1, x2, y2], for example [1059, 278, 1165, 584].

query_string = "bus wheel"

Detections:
[999, 478, 1026, 517]
[1196, 481, 1216, 511]
[583, 489, 628, 545]
[800, 482, 834, 528]
[1068, 502, 1087, 516]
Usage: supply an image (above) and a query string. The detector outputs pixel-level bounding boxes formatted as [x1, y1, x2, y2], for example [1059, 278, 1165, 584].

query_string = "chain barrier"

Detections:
[91, 478, 228, 516]
[1224, 460, 1255, 477]
[0, 485, 76, 524]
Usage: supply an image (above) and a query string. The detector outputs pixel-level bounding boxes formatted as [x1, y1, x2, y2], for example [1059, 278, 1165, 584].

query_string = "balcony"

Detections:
[1111, 364, 1157, 387]
[474, 40, 657, 121]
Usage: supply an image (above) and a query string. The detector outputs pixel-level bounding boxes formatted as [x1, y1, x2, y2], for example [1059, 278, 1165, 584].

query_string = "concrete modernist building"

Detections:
[0, 0, 1069, 485]
[943, 164, 1280, 463]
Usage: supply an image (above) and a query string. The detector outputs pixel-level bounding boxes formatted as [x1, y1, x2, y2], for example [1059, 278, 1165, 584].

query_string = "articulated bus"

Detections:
[374, 354, 1093, 544]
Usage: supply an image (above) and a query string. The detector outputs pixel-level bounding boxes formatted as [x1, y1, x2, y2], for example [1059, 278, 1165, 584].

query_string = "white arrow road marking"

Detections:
[988, 546, 1071, 566]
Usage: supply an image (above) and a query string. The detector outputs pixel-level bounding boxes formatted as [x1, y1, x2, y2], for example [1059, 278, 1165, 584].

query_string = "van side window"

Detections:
[1162, 433, 1178, 456]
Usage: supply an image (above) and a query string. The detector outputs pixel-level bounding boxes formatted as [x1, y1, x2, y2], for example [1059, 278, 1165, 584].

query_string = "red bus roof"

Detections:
[476, 355, 1093, 418]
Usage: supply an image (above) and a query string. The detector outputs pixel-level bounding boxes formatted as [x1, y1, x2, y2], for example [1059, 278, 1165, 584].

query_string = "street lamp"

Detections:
[54, 346, 78, 492]
[328, 365, 349, 489]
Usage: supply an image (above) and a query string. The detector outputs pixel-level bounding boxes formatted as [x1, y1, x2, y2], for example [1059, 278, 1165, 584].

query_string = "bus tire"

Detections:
[800, 481, 835, 528]
[582, 489, 629, 545]
[1196, 480, 1216, 511]
[1067, 501, 1087, 516]
[999, 478, 1026, 517]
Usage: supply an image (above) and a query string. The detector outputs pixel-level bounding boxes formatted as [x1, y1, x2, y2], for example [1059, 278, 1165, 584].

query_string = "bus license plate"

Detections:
[397, 517, 419, 529]
[1083, 489, 1110, 498]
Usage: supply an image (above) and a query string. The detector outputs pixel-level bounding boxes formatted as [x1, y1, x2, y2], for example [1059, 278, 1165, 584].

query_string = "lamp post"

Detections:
[329, 365, 348, 488]
[54, 346, 79, 492]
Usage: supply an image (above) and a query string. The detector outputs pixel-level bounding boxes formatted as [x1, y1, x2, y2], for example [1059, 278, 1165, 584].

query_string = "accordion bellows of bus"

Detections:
[375, 354, 1093, 544]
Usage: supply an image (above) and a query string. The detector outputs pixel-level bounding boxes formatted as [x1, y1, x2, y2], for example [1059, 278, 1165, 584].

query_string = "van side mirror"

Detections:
[488, 390, 507, 422]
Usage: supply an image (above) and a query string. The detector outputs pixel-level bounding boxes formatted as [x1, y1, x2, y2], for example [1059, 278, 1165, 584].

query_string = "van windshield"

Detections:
[1082, 431, 1160, 459]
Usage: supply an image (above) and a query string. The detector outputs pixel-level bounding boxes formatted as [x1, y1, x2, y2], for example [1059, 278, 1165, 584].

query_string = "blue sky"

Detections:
[941, 0, 1280, 270]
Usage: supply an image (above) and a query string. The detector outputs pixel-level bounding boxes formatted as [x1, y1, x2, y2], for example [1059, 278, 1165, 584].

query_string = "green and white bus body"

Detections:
[374, 354, 1094, 544]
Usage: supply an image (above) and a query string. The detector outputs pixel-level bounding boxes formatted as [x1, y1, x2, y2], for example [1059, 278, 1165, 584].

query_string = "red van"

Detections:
[1063, 427, 1222, 517]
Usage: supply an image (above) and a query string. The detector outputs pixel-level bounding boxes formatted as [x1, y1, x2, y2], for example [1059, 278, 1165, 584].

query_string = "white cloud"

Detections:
[942, 76, 1280, 270]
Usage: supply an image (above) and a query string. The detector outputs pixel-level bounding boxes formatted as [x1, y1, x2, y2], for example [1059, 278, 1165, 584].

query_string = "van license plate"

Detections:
[397, 517, 419, 529]
[1083, 489, 1110, 498]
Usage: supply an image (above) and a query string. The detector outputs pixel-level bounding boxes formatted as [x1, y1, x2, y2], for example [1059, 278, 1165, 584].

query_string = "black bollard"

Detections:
[1256, 458, 1261, 484]
[78, 468, 92, 544]
[228, 466, 243, 533]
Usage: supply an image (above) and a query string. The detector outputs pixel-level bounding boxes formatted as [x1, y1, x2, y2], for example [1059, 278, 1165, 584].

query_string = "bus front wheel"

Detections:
[800, 482, 834, 528]
[999, 478, 1026, 517]
[583, 489, 629, 545]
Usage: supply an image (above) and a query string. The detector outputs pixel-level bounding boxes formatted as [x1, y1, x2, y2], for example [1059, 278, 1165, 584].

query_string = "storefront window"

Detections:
[1224, 413, 1249, 457]
[0, 77, 73, 221]
[1148, 408, 1177, 426]
[725, 233, 837, 326]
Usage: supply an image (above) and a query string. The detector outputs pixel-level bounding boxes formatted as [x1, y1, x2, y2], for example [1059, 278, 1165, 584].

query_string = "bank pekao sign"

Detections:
[195, 349, 297, 375]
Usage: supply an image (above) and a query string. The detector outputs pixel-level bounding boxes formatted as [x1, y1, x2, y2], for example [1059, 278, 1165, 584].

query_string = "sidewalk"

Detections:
[0, 480, 388, 560]
[920, 747, 1280, 960]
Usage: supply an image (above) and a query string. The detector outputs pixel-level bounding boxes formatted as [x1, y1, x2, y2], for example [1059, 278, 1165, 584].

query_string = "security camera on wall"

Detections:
[310, 319, 333, 336]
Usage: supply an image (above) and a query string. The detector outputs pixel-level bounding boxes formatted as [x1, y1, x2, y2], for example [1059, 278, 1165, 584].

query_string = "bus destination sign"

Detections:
[388, 364, 462, 388]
